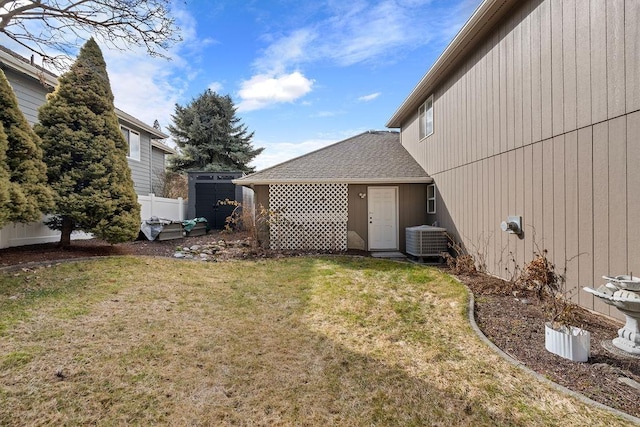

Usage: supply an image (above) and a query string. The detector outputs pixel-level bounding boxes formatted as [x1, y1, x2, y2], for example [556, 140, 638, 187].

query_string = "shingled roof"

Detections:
[234, 131, 431, 185]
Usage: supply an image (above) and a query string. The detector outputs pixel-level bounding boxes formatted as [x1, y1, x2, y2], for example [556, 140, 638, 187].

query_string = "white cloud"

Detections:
[254, 29, 316, 74]
[208, 81, 223, 93]
[253, 0, 438, 74]
[237, 71, 314, 112]
[358, 92, 381, 102]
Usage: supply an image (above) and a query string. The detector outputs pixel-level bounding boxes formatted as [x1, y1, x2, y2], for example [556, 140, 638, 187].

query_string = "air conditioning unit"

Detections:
[406, 225, 448, 259]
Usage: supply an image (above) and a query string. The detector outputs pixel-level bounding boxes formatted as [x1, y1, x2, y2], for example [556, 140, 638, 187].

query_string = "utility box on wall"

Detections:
[187, 172, 244, 230]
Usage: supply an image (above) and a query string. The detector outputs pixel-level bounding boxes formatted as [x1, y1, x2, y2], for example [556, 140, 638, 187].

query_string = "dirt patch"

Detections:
[0, 234, 638, 419]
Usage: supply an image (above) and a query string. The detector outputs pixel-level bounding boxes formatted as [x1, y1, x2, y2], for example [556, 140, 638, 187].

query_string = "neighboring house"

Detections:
[387, 0, 639, 318]
[234, 131, 432, 252]
[0, 46, 175, 196]
[0, 46, 184, 248]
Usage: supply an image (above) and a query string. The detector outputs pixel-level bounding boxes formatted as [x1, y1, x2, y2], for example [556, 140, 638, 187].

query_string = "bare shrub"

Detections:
[515, 250, 578, 327]
[154, 171, 188, 199]
[443, 237, 477, 276]
[219, 200, 283, 249]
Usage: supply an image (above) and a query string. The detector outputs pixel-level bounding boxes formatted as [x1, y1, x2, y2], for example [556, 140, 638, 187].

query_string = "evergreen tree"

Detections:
[0, 122, 11, 226]
[35, 38, 140, 246]
[167, 89, 263, 172]
[0, 69, 53, 224]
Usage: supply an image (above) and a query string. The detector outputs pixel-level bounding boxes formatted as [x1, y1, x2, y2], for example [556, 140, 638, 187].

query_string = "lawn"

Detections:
[0, 256, 632, 426]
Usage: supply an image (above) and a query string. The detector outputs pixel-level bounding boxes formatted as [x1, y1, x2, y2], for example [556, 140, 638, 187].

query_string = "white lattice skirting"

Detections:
[269, 183, 348, 251]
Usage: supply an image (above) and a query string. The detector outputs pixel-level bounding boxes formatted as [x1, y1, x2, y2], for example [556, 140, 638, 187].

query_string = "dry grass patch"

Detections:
[0, 256, 632, 426]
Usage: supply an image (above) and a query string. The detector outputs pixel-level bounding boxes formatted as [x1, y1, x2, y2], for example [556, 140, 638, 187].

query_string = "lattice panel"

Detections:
[268, 183, 348, 250]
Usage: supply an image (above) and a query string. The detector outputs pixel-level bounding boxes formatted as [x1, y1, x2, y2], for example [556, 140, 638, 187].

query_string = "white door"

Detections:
[368, 187, 398, 250]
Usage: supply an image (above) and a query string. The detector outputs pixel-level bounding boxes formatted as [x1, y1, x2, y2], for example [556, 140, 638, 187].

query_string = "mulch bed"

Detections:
[1, 232, 638, 419]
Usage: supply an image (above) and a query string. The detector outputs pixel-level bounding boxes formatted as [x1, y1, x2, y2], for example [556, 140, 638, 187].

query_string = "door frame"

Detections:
[367, 186, 399, 251]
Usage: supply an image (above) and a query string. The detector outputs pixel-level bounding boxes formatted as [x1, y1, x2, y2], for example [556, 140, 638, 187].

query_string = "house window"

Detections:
[427, 183, 436, 214]
[418, 95, 434, 140]
[121, 126, 140, 161]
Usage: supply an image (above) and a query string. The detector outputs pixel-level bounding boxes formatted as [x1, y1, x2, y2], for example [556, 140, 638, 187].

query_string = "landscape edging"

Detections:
[463, 280, 640, 425]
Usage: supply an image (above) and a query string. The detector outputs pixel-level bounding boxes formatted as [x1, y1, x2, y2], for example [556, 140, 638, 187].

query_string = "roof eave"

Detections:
[233, 177, 434, 186]
[115, 108, 169, 139]
[386, 0, 517, 128]
[0, 48, 58, 87]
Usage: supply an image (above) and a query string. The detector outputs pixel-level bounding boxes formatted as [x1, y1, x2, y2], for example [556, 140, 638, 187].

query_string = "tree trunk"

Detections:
[59, 216, 73, 247]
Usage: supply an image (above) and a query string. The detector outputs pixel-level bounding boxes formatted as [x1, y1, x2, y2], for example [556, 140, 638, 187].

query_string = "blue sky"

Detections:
[2, 0, 482, 170]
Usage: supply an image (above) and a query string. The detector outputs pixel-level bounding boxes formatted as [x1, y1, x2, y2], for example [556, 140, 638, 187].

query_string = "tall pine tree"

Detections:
[0, 69, 53, 224]
[35, 38, 140, 246]
[167, 89, 263, 172]
[0, 122, 11, 226]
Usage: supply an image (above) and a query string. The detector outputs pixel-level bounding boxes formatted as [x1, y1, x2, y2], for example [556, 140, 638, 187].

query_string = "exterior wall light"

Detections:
[501, 215, 522, 235]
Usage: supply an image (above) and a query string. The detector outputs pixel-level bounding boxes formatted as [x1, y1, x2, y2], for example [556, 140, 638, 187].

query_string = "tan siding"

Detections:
[514, 8, 524, 149]
[577, 128, 594, 310]
[506, 17, 516, 152]
[487, 157, 500, 274]
[552, 135, 565, 280]
[628, 112, 640, 276]
[499, 26, 508, 154]
[487, 33, 497, 157]
[592, 122, 610, 316]
[627, 0, 640, 112]
[515, 148, 525, 268]
[562, 0, 577, 133]
[532, 142, 544, 252]
[608, 116, 627, 276]
[575, 3, 592, 128]
[542, 138, 554, 257]
[590, 0, 607, 123]
[540, 0, 553, 140]
[500, 154, 508, 270]
[523, 144, 534, 261]
[530, 3, 543, 143]
[348, 184, 368, 249]
[480, 46, 488, 159]
[521, 2, 532, 146]
[550, 0, 564, 136]
[396, 0, 636, 317]
[607, 0, 626, 119]
[564, 132, 579, 304]
[398, 184, 429, 251]
[492, 31, 501, 157]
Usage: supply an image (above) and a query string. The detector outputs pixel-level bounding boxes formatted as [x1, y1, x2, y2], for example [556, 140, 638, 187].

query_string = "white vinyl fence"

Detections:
[138, 194, 186, 222]
[0, 194, 187, 249]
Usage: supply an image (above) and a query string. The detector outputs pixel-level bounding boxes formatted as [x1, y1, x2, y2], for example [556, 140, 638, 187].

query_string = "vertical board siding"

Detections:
[550, 0, 564, 136]
[592, 122, 610, 316]
[590, 0, 608, 123]
[540, 0, 553, 140]
[521, 2, 532, 146]
[607, 0, 626, 119]
[552, 135, 565, 284]
[577, 128, 594, 311]
[608, 117, 627, 276]
[627, 0, 640, 112]
[396, 0, 636, 318]
[628, 112, 640, 275]
[564, 132, 579, 304]
[575, 3, 592, 128]
[562, 0, 577, 133]
[513, 8, 524, 149]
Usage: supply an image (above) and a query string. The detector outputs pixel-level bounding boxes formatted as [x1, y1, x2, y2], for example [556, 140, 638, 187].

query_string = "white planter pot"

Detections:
[544, 322, 591, 362]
